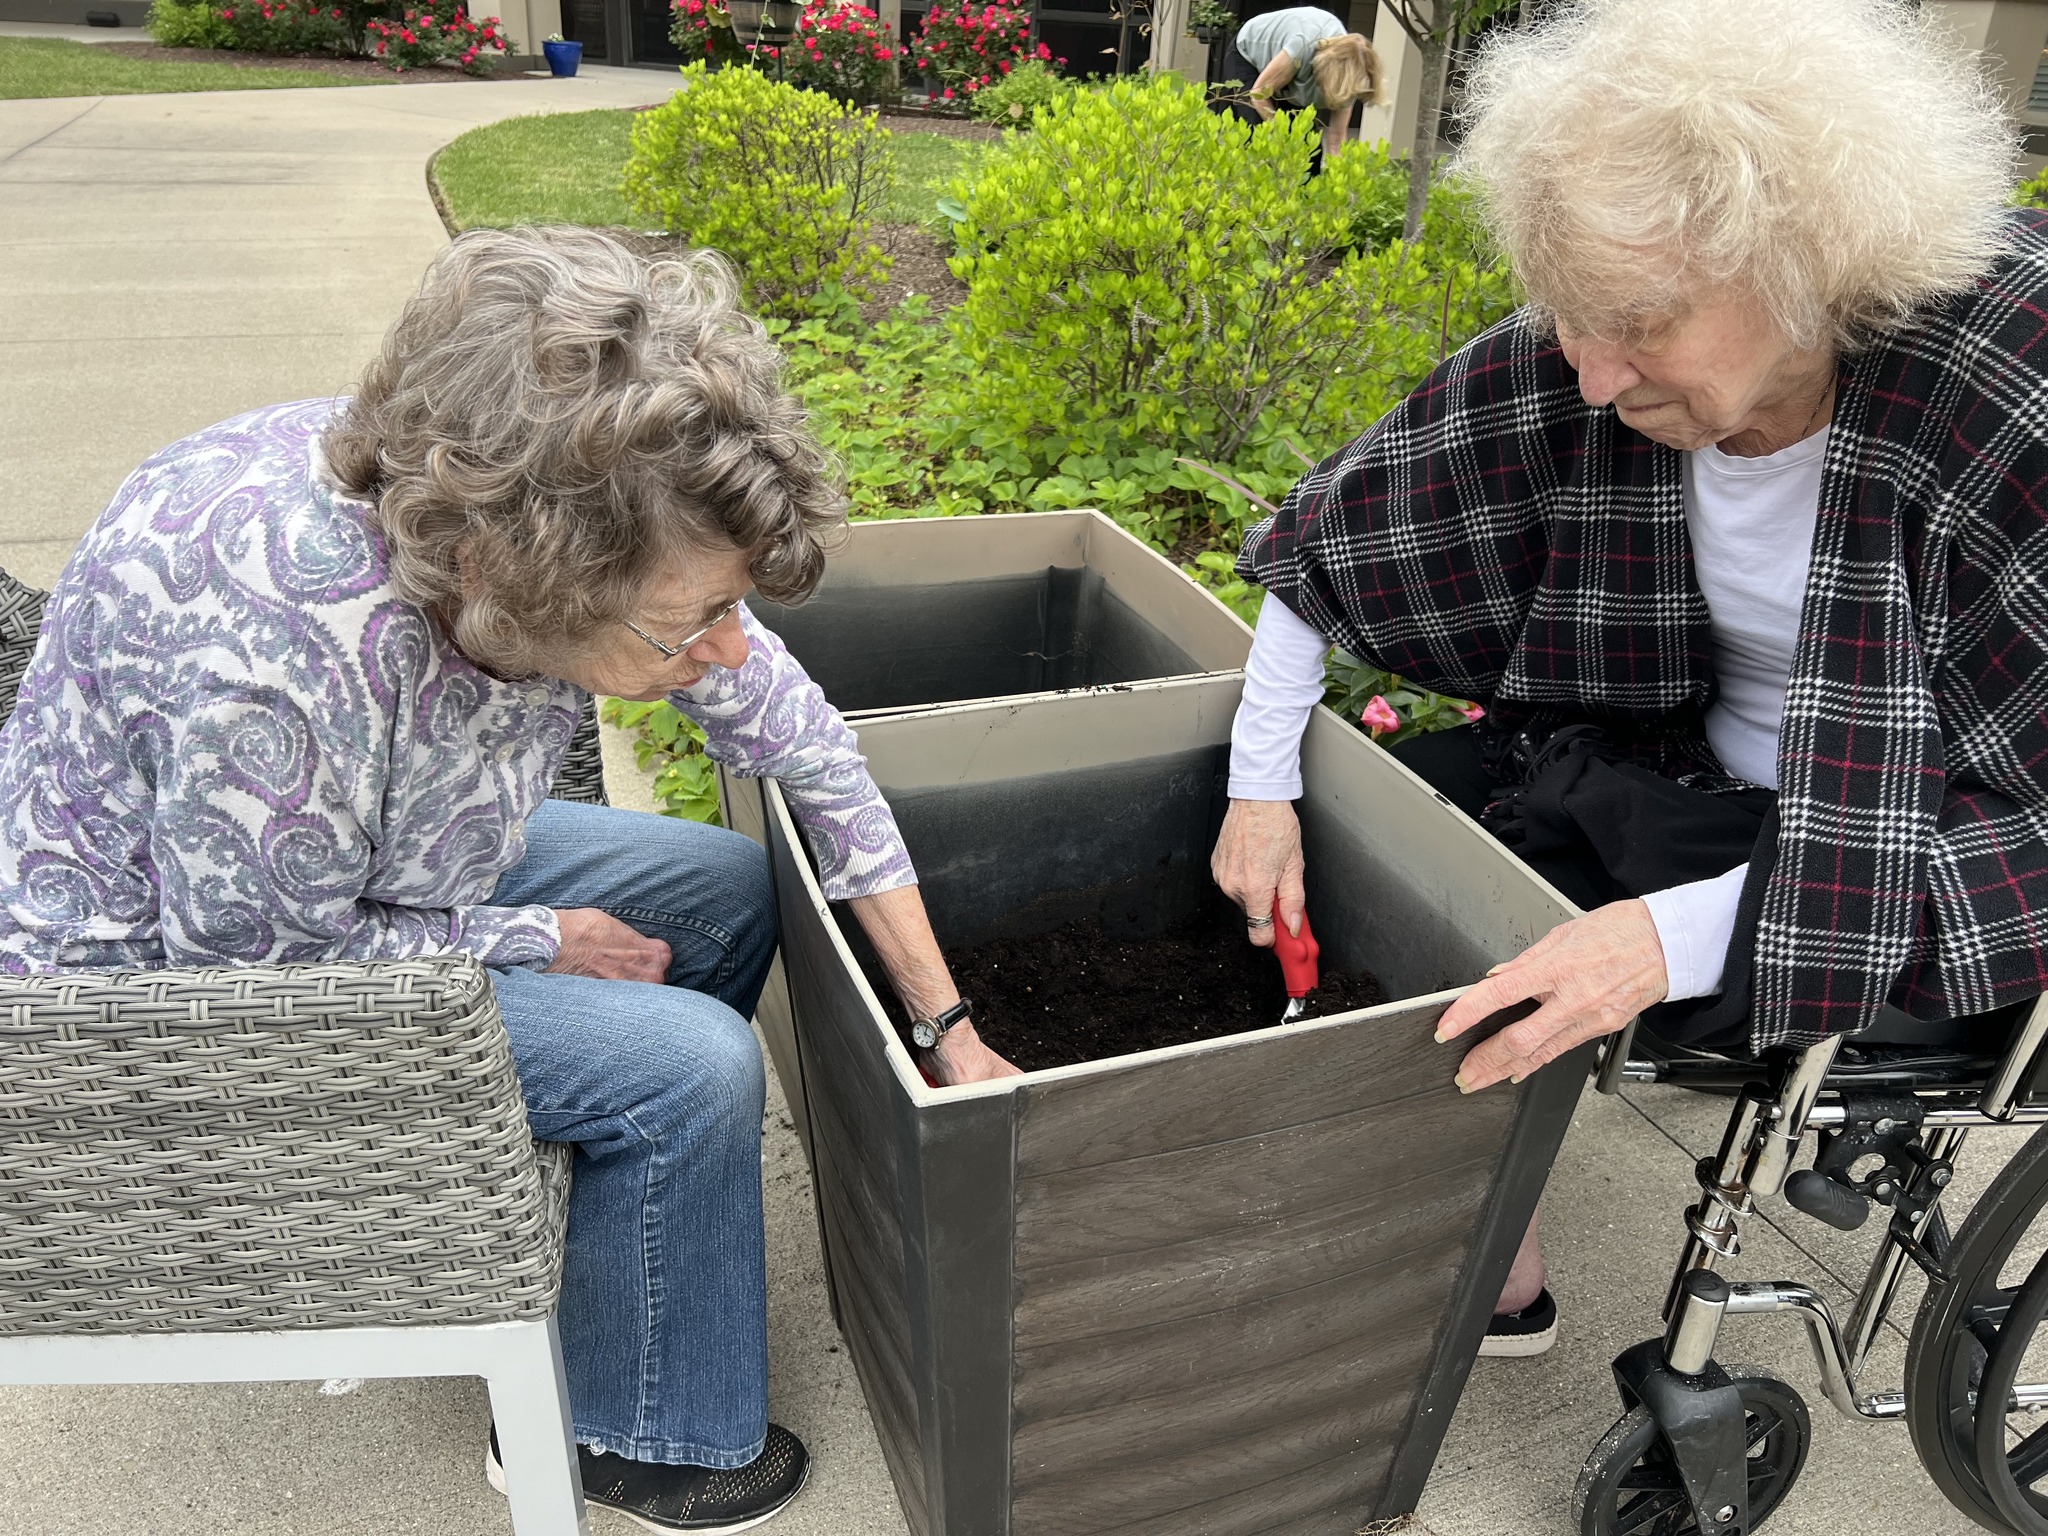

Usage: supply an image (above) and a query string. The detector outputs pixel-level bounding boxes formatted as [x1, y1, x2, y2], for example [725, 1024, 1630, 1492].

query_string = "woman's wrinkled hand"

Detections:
[1435, 899, 1668, 1093]
[547, 907, 672, 984]
[1211, 798, 1306, 948]
[927, 1021, 1024, 1086]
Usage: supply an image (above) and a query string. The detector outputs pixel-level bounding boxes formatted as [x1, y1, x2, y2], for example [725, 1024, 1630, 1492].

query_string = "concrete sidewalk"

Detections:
[0, 70, 667, 592]
[0, 74, 1996, 1536]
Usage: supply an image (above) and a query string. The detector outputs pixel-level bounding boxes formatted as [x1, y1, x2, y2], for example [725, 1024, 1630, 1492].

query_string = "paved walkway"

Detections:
[0, 74, 1995, 1536]
[0, 70, 665, 592]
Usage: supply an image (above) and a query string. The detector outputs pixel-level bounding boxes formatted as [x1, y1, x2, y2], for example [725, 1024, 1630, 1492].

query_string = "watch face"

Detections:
[912, 1021, 940, 1049]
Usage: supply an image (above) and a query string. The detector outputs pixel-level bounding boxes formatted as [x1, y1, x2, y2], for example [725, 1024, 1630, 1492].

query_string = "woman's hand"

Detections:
[548, 907, 672, 983]
[1435, 899, 1668, 1093]
[928, 1021, 1023, 1086]
[1212, 798, 1306, 948]
[847, 885, 1024, 1084]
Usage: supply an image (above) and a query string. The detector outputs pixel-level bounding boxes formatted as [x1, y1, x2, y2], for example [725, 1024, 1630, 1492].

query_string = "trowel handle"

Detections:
[1273, 913, 1320, 998]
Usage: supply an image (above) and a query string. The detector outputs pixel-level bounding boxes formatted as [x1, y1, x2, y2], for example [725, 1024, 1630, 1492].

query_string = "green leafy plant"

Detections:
[146, 0, 238, 48]
[599, 698, 725, 824]
[623, 63, 894, 316]
[965, 56, 1066, 124]
[942, 76, 1501, 470]
[1186, 0, 1233, 30]
[1324, 648, 1483, 746]
[2016, 165, 2048, 209]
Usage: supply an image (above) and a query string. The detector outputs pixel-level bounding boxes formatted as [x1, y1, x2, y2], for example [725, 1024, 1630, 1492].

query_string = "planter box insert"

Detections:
[766, 676, 1588, 1536]
[724, 511, 1252, 1158]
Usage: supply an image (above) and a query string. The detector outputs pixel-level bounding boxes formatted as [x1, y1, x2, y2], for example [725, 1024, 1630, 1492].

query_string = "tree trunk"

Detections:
[1401, 29, 1447, 242]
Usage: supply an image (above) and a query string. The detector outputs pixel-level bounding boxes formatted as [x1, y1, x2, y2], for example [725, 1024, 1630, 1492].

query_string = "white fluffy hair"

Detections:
[1454, 0, 2019, 348]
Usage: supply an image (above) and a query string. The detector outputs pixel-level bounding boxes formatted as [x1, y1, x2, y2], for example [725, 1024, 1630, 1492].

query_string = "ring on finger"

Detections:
[1245, 914, 1275, 930]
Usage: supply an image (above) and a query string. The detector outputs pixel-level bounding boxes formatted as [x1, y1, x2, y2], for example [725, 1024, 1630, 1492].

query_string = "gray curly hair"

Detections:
[1455, 0, 2019, 349]
[324, 226, 845, 675]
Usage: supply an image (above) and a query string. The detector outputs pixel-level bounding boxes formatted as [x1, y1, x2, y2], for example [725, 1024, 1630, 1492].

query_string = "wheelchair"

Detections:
[1573, 996, 2048, 1536]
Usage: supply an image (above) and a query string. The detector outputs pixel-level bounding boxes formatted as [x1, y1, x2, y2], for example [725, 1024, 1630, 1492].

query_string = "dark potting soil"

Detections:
[943, 904, 1385, 1072]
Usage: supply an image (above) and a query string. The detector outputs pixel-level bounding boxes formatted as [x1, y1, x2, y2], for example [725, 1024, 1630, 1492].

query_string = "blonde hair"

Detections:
[324, 227, 845, 676]
[1311, 31, 1378, 109]
[1455, 0, 2017, 349]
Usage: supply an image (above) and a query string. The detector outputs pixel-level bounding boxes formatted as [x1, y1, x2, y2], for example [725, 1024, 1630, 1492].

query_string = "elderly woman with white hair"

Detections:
[1213, 0, 2043, 1355]
[0, 227, 1017, 1533]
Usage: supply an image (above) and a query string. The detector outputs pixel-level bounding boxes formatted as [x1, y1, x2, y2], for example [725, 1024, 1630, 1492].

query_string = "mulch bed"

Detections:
[872, 223, 967, 318]
[942, 902, 1386, 1072]
[876, 110, 1002, 142]
[96, 40, 516, 80]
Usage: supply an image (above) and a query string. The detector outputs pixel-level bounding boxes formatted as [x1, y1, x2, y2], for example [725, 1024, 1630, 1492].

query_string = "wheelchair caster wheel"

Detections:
[1573, 1365, 1810, 1535]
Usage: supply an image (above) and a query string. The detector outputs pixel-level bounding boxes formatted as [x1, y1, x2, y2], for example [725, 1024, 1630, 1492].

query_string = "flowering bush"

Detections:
[784, 0, 898, 106]
[364, 0, 511, 70]
[218, 0, 353, 53]
[910, 0, 1048, 99]
[623, 63, 894, 316]
[1326, 650, 1484, 746]
[668, 0, 747, 66]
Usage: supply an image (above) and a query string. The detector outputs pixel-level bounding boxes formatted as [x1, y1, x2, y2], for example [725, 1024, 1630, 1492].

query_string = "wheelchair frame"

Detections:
[1583, 996, 2048, 1535]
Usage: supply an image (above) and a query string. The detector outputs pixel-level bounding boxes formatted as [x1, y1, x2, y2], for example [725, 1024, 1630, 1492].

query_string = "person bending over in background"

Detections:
[1218, 5, 1379, 165]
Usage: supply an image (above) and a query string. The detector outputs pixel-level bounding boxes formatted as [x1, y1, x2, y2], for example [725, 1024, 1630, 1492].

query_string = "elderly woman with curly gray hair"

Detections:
[1216, 0, 2047, 1357]
[0, 226, 1017, 1532]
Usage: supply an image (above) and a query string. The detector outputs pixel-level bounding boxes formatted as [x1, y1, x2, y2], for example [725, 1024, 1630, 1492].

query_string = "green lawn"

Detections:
[0, 36, 362, 98]
[431, 104, 989, 231]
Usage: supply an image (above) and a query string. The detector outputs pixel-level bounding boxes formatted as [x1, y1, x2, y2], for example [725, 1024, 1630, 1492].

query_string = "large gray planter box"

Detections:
[765, 676, 1587, 1536]
[725, 510, 1252, 1159]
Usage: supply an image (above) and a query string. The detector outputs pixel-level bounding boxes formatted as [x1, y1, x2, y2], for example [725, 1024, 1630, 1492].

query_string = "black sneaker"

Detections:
[1478, 1287, 1558, 1358]
[486, 1423, 810, 1533]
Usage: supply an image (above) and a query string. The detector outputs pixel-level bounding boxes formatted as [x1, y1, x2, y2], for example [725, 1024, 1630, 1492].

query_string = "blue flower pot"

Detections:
[542, 38, 583, 76]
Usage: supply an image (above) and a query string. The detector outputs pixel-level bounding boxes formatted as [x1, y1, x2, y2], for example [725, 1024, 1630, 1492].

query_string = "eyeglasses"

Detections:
[622, 598, 743, 659]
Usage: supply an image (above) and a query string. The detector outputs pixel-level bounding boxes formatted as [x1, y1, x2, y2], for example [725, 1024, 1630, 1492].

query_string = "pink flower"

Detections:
[1459, 702, 1486, 722]
[1360, 696, 1401, 738]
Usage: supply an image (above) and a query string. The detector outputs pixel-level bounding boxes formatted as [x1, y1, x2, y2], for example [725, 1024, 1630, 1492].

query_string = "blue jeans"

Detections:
[489, 799, 778, 1469]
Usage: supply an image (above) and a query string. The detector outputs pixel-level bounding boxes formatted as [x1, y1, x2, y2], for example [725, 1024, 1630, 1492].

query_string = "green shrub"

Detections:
[623, 63, 893, 316]
[2016, 165, 2048, 209]
[599, 698, 722, 823]
[966, 57, 1067, 125]
[147, 0, 237, 47]
[942, 74, 1504, 468]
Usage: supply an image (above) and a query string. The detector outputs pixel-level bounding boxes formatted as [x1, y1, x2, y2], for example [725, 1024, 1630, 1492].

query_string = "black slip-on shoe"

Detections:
[1478, 1286, 1558, 1358]
[486, 1423, 810, 1533]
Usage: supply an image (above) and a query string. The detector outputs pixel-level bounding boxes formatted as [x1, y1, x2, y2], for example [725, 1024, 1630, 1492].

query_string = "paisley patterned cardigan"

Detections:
[0, 401, 915, 976]
[1243, 211, 2048, 1050]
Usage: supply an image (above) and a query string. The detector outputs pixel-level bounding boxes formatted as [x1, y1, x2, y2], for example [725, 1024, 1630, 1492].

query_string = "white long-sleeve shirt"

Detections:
[1226, 426, 1827, 1000]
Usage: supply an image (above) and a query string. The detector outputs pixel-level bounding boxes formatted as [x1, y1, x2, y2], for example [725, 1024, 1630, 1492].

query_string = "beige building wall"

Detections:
[491, 0, 562, 64]
[1925, 0, 2048, 172]
[1354, 1, 1420, 154]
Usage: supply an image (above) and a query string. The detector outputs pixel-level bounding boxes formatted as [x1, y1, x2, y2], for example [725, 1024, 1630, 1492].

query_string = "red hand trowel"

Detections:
[1273, 912, 1320, 1023]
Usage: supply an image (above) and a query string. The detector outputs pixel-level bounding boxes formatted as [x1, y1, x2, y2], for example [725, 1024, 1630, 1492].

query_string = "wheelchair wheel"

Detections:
[1573, 1365, 1810, 1536]
[1906, 1121, 2048, 1535]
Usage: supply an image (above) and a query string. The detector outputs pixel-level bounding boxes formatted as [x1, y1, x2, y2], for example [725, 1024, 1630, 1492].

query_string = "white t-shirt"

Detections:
[1226, 426, 1828, 1001]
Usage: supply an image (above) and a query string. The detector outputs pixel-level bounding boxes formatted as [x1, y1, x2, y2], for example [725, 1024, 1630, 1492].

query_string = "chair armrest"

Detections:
[0, 955, 568, 1334]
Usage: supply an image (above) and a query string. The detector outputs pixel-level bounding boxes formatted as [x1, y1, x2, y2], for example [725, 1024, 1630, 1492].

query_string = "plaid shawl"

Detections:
[1242, 209, 2048, 1049]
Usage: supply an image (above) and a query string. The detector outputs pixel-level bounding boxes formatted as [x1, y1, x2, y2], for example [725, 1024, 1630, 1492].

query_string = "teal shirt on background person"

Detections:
[1233, 6, 1346, 108]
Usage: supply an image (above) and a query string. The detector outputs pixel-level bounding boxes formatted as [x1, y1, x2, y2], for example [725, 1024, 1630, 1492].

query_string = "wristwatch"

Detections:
[910, 998, 973, 1051]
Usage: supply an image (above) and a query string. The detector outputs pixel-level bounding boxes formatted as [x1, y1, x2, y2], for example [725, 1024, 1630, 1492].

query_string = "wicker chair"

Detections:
[0, 567, 614, 1536]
